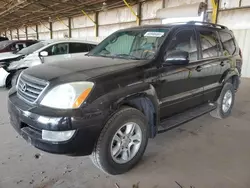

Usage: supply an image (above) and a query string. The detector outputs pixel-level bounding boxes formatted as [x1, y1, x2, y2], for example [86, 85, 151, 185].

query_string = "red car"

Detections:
[0, 40, 37, 53]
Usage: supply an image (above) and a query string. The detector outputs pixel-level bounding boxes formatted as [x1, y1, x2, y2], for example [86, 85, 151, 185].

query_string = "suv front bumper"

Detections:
[8, 93, 104, 155]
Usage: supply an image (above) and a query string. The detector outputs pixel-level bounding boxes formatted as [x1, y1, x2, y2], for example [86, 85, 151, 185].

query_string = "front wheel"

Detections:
[91, 107, 149, 175]
[210, 82, 235, 119]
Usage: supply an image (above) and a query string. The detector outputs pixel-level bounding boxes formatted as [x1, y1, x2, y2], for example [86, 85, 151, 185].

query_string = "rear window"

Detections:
[219, 31, 236, 56]
[69, 43, 96, 53]
[69, 43, 89, 53]
[0, 40, 12, 50]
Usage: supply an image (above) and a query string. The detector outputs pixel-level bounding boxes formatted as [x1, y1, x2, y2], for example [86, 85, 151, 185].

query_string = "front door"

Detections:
[156, 28, 205, 120]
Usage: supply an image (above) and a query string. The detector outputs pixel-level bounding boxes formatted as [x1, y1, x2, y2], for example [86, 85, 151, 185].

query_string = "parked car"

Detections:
[0, 36, 8, 41]
[0, 40, 37, 54]
[0, 39, 97, 88]
[8, 22, 242, 175]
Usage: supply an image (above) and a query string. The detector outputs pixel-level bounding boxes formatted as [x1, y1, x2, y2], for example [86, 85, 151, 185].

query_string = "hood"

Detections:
[0, 52, 22, 62]
[24, 56, 145, 82]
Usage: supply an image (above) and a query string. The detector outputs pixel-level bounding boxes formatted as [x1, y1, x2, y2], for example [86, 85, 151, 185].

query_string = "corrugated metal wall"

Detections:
[3, 0, 211, 42]
[218, 7, 250, 77]
[2, 0, 163, 42]
[233, 29, 250, 77]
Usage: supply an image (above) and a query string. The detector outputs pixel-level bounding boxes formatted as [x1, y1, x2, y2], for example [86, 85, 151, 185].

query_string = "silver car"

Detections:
[0, 39, 97, 88]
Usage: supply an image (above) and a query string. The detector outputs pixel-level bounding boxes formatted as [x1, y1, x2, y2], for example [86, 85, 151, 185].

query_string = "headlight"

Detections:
[40, 82, 94, 109]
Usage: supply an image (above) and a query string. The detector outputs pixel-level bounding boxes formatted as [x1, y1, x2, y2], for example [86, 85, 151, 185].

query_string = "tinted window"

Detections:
[88, 44, 96, 50]
[199, 30, 221, 58]
[167, 29, 198, 61]
[219, 31, 236, 55]
[15, 43, 25, 51]
[69, 43, 89, 53]
[0, 41, 13, 50]
[44, 43, 69, 56]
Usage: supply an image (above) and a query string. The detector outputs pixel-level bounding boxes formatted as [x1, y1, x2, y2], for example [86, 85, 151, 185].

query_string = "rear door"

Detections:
[218, 31, 238, 74]
[196, 28, 224, 102]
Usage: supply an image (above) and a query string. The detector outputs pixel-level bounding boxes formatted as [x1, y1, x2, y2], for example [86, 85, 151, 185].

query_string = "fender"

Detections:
[220, 68, 240, 84]
[89, 82, 160, 138]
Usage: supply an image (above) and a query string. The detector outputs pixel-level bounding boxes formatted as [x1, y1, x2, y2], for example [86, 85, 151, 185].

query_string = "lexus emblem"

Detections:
[21, 83, 27, 92]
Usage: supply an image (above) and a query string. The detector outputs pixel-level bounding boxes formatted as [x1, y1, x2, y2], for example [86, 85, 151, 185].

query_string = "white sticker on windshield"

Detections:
[144, 32, 164, 37]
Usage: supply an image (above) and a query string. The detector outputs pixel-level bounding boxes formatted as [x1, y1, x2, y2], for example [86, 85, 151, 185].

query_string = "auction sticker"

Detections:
[144, 32, 165, 37]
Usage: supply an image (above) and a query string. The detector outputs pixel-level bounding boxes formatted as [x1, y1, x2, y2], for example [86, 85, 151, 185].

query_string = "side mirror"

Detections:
[164, 50, 189, 65]
[39, 51, 48, 57]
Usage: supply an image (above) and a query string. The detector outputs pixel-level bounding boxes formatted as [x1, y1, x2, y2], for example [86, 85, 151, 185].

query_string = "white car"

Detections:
[0, 39, 97, 88]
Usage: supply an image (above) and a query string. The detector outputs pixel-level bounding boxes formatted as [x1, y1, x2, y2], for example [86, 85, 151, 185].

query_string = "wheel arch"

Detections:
[113, 84, 160, 138]
[220, 68, 240, 91]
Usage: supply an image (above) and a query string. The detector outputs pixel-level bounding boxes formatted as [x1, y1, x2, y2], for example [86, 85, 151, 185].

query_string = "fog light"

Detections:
[42, 130, 76, 142]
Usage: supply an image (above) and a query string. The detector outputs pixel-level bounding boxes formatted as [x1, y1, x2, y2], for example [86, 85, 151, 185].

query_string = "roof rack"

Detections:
[187, 21, 228, 29]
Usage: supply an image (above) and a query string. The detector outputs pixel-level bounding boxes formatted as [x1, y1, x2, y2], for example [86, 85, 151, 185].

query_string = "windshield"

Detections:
[0, 41, 12, 50]
[16, 41, 50, 55]
[89, 28, 169, 60]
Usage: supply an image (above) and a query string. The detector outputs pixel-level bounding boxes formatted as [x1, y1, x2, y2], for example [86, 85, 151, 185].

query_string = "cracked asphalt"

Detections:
[0, 79, 250, 188]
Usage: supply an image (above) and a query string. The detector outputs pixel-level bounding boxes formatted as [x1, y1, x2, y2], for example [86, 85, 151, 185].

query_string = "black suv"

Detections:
[8, 22, 242, 175]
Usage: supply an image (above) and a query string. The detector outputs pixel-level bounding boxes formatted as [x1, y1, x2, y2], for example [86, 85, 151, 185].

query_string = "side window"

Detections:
[219, 31, 236, 55]
[44, 43, 69, 56]
[15, 43, 25, 51]
[88, 44, 96, 51]
[167, 29, 198, 61]
[69, 43, 89, 53]
[9, 44, 16, 51]
[198, 30, 221, 58]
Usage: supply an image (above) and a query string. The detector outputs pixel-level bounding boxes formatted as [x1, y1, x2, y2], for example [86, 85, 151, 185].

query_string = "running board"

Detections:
[158, 103, 216, 133]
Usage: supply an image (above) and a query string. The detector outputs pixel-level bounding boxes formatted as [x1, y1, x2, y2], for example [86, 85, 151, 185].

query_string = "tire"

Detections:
[210, 82, 235, 119]
[11, 70, 23, 88]
[91, 107, 149, 175]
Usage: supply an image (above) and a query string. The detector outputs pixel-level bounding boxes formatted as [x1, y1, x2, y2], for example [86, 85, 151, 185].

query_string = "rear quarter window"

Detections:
[219, 31, 236, 56]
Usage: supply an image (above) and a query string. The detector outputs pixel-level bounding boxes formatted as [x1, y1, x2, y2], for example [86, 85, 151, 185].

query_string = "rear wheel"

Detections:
[91, 107, 148, 175]
[210, 82, 235, 119]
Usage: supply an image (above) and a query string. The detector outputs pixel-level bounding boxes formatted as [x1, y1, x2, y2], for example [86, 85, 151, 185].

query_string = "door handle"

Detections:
[220, 61, 225, 66]
[195, 66, 202, 72]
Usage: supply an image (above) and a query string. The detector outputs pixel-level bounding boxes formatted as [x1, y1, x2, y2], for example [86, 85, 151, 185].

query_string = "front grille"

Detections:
[17, 74, 48, 103]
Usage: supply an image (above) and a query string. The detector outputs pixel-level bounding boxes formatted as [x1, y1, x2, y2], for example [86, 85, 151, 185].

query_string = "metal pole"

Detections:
[25, 26, 28, 39]
[137, 2, 142, 26]
[95, 12, 99, 37]
[211, 0, 219, 24]
[49, 22, 53, 39]
[17, 28, 19, 40]
[68, 17, 72, 38]
[123, 0, 140, 25]
[10, 30, 12, 40]
[36, 25, 39, 40]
